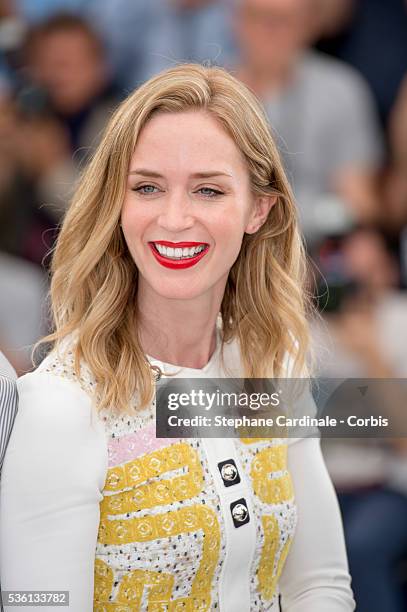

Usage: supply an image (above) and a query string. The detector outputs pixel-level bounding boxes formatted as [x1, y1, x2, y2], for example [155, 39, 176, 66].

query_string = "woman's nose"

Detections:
[156, 192, 195, 232]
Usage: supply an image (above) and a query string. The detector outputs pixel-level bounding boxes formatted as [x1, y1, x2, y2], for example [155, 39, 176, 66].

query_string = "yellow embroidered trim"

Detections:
[104, 442, 200, 492]
[95, 443, 220, 610]
[101, 444, 203, 514]
[257, 516, 293, 600]
[250, 445, 294, 504]
[95, 557, 215, 611]
[239, 439, 295, 601]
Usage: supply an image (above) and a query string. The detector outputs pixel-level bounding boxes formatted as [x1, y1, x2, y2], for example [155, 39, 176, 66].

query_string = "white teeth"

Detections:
[154, 243, 206, 259]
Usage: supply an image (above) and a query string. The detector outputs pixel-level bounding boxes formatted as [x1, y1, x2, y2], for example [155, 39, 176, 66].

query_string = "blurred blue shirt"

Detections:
[15, 0, 87, 22]
[84, 0, 238, 90]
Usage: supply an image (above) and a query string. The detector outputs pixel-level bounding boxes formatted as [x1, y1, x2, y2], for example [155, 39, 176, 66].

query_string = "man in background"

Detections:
[0, 350, 18, 612]
[233, 0, 384, 246]
[0, 350, 17, 471]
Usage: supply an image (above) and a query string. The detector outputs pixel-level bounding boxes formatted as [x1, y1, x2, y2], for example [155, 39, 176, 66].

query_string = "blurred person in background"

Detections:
[14, 0, 86, 23]
[0, 84, 73, 265]
[0, 349, 17, 611]
[384, 74, 407, 288]
[0, 93, 50, 364]
[0, 2, 52, 369]
[0, 0, 26, 89]
[23, 13, 120, 164]
[0, 349, 17, 471]
[0, 14, 120, 266]
[316, 0, 407, 126]
[311, 226, 407, 612]
[387, 75, 407, 228]
[233, 0, 384, 247]
[84, 0, 237, 90]
[0, 250, 48, 374]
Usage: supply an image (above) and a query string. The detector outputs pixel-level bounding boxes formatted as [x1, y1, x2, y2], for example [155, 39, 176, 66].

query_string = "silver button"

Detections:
[218, 458, 241, 487]
[221, 463, 238, 482]
[230, 497, 250, 528]
[231, 503, 248, 523]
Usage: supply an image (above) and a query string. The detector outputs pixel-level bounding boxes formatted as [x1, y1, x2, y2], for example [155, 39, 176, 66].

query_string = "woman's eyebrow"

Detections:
[129, 169, 163, 178]
[191, 171, 233, 179]
[128, 168, 233, 179]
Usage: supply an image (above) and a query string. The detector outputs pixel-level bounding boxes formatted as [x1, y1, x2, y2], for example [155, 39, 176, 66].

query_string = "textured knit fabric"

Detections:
[0, 325, 355, 611]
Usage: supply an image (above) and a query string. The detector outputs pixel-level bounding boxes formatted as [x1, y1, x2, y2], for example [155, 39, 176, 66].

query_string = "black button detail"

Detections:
[230, 498, 250, 528]
[218, 459, 240, 487]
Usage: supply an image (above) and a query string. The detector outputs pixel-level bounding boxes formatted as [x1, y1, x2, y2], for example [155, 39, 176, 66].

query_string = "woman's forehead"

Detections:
[130, 111, 248, 176]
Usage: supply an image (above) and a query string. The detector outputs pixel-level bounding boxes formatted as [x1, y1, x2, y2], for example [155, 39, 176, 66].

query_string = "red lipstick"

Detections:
[148, 241, 209, 269]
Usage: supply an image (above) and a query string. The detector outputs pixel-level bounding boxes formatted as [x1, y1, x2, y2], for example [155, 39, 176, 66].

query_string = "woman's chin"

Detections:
[151, 287, 206, 301]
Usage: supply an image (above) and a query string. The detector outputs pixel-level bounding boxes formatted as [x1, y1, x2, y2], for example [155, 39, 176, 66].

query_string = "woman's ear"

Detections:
[245, 195, 277, 234]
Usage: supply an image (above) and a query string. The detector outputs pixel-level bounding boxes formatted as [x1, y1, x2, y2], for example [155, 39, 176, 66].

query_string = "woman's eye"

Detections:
[133, 184, 159, 194]
[197, 187, 224, 198]
[132, 185, 223, 197]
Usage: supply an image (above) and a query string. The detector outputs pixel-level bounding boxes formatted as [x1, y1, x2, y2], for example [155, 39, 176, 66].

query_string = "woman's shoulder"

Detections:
[16, 334, 103, 436]
[5, 340, 108, 504]
[21, 333, 97, 399]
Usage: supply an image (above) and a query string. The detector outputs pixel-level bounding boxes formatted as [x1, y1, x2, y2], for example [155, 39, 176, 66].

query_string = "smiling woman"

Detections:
[121, 110, 272, 306]
[27, 61, 310, 401]
[0, 64, 355, 611]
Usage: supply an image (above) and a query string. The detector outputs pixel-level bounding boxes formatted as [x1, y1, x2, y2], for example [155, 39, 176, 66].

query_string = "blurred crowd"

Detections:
[0, 0, 407, 610]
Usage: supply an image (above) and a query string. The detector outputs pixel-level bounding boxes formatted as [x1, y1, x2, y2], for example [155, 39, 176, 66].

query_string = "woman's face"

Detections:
[121, 110, 272, 302]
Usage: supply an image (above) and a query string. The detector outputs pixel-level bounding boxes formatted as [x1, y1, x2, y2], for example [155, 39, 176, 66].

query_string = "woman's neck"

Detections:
[136, 288, 222, 369]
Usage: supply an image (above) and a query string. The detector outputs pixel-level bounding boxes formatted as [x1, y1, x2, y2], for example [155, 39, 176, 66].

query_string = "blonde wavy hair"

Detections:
[36, 63, 312, 414]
